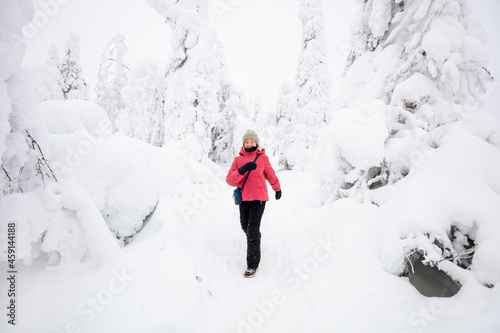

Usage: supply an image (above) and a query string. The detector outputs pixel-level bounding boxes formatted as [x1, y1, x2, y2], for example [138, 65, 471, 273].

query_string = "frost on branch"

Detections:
[95, 34, 130, 132]
[59, 33, 89, 101]
[0, 0, 57, 197]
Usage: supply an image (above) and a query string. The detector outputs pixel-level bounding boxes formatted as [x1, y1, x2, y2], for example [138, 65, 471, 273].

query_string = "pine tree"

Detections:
[147, 0, 230, 162]
[277, 0, 332, 171]
[208, 42, 245, 163]
[1, 1, 57, 196]
[296, 0, 331, 125]
[47, 44, 60, 68]
[95, 34, 130, 132]
[210, 83, 246, 163]
[345, 0, 492, 106]
[273, 83, 296, 170]
[60, 33, 89, 100]
[250, 94, 264, 126]
[44, 44, 64, 100]
[275, 83, 293, 126]
[26, 44, 64, 101]
[120, 62, 166, 147]
[317, 0, 494, 202]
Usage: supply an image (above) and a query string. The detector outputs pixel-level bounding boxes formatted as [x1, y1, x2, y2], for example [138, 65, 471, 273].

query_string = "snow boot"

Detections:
[244, 267, 259, 278]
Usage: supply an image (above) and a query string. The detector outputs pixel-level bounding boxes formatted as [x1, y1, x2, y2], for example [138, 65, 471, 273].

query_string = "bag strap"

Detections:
[241, 154, 260, 191]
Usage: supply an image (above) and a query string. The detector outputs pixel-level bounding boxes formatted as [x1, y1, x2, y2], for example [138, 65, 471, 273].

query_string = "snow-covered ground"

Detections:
[5, 171, 500, 333]
[2, 0, 500, 332]
[1, 99, 499, 333]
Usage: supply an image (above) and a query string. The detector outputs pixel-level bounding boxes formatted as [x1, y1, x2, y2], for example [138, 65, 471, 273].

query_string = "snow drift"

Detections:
[1, 0, 500, 332]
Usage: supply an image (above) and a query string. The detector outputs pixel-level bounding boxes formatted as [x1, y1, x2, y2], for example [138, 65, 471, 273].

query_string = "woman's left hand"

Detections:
[275, 190, 282, 200]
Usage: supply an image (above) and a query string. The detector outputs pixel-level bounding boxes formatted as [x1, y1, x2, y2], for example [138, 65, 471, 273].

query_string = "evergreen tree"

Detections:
[47, 44, 60, 68]
[95, 34, 130, 132]
[120, 62, 166, 147]
[277, 0, 332, 171]
[1, 1, 57, 196]
[273, 83, 296, 170]
[60, 33, 89, 100]
[210, 84, 246, 163]
[44, 44, 64, 100]
[317, 0, 494, 202]
[296, 0, 331, 125]
[250, 94, 264, 126]
[27, 44, 64, 101]
[275, 83, 293, 126]
[147, 0, 231, 162]
[209, 42, 245, 163]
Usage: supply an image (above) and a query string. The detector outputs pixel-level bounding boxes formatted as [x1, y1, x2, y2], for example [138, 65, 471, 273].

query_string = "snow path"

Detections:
[8, 170, 500, 333]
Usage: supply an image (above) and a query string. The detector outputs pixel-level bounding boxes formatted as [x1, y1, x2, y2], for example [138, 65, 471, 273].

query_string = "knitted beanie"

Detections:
[242, 130, 260, 147]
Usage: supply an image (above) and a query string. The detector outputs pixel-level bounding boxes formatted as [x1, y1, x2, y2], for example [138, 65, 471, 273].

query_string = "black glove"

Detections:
[275, 190, 282, 200]
[238, 162, 257, 175]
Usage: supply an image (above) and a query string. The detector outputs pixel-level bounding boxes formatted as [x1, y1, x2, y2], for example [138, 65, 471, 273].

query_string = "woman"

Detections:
[226, 130, 282, 278]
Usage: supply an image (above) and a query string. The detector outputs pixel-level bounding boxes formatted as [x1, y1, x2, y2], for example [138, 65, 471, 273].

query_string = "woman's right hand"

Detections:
[238, 162, 257, 175]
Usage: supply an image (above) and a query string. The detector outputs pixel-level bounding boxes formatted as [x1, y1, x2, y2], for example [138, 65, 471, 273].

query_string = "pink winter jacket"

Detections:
[226, 148, 281, 202]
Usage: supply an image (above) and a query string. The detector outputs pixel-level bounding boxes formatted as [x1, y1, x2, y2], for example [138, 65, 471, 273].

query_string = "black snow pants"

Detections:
[239, 200, 266, 269]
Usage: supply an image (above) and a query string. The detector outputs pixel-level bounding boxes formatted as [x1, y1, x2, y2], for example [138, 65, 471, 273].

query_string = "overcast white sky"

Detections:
[23, 0, 356, 108]
[23, 0, 500, 117]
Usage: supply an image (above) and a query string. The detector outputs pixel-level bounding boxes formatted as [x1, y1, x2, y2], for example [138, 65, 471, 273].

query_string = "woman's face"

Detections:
[244, 139, 257, 149]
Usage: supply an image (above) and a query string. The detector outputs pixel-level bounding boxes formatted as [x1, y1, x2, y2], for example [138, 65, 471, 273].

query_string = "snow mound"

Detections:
[332, 100, 389, 170]
[378, 121, 500, 288]
[0, 100, 213, 264]
[40, 100, 212, 244]
[314, 100, 390, 202]
[390, 72, 439, 109]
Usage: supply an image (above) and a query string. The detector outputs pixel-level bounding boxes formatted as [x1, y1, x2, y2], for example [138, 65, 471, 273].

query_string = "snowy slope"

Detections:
[2, 0, 500, 332]
[4, 164, 500, 333]
[3, 53, 500, 333]
[2, 100, 499, 332]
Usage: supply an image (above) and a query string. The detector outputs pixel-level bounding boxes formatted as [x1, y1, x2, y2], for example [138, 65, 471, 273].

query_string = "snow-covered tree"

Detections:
[316, 0, 494, 203]
[344, 0, 492, 106]
[60, 33, 89, 100]
[47, 44, 60, 68]
[275, 0, 332, 171]
[26, 44, 64, 101]
[95, 34, 130, 132]
[210, 84, 246, 163]
[147, 0, 230, 162]
[209, 42, 246, 163]
[1, 1, 57, 196]
[250, 94, 265, 126]
[46, 45, 64, 99]
[120, 62, 166, 147]
[296, 0, 331, 123]
[272, 83, 295, 169]
[274, 83, 293, 126]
